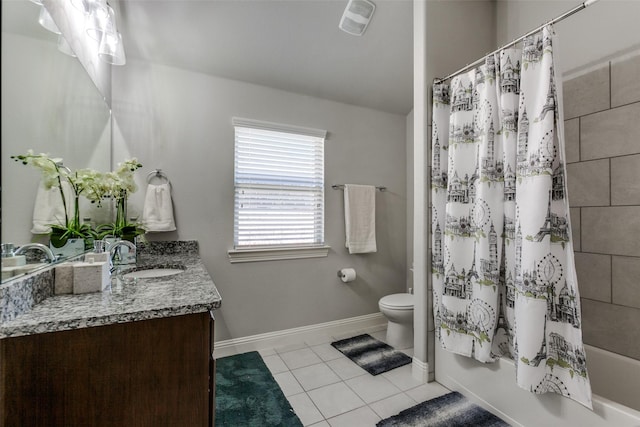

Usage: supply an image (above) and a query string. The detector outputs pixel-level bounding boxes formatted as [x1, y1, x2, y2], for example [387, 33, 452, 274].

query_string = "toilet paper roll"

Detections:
[338, 268, 356, 283]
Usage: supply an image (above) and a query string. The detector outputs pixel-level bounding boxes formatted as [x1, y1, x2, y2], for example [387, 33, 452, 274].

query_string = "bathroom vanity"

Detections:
[0, 241, 222, 427]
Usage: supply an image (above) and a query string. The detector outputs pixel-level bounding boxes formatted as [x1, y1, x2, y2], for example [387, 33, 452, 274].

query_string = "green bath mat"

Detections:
[215, 351, 303, 427]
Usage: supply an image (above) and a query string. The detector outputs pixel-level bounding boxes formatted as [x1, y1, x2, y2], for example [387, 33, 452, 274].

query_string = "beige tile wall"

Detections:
[564, 52, 640, 361]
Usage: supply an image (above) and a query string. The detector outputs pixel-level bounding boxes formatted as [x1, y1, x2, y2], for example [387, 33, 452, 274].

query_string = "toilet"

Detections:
[378, 293, 414, 349]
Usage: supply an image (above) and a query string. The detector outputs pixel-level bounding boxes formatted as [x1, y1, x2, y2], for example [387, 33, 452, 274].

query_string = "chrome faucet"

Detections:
[14, 243, 57, 263]
[106, 239, 137, 271]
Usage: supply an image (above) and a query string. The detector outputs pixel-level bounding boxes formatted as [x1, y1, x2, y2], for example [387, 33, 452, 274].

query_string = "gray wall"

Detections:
[565, 52, 640, 361]
[112, 60, 407, 342]
[496, 0, 640, 75]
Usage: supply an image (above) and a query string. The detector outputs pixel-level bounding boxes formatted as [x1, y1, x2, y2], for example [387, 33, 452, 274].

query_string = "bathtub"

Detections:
[435, 344, 640, 426]
[585, 345, 640, 413]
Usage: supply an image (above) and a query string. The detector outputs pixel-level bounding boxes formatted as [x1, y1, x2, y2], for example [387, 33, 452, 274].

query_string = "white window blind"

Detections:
[233, 118, 325, 249]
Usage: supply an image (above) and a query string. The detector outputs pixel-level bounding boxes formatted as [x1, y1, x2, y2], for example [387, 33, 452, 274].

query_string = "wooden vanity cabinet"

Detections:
[0, 311, 215, 427]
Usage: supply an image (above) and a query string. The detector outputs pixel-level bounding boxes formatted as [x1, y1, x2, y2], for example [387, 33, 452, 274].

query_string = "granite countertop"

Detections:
[0, 241, 222, 339]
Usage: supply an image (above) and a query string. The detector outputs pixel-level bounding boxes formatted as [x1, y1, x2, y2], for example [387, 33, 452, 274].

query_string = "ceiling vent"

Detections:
[339, 0, 376, 36]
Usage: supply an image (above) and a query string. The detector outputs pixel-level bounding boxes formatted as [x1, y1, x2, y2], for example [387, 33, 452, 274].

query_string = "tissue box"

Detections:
[55, 263, 76, 295]
[73, 261, 110, 294]
[2, 255, 26, 268]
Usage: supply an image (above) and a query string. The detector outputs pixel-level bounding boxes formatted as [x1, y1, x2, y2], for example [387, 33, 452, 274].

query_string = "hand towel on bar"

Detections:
[141, 183, 176, 232]
[31, 180, 74, 234]
[344, 184, 377, 254]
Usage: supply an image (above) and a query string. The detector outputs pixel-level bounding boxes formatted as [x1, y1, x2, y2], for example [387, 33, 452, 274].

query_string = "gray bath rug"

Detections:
[330, 333, 412, 376]
[377, 391, 511, 427]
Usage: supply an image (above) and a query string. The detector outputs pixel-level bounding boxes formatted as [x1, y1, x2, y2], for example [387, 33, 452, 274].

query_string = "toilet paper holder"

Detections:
[337, 268, 357, 283]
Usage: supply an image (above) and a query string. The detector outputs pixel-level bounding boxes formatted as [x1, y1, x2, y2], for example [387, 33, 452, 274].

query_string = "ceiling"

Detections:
[3, 0, 414, 116]
[117, 0, 413, 115]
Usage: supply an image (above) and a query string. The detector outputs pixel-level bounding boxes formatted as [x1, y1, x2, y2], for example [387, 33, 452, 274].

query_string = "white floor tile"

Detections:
[326, 357, 368, 380]
[310, 343, 345, 362]
[369, 330, 388, 343]
[292, 362, 342, 391]
[213, 347, 240, 358]
[280, 348, 324, 370]
[305, 333, 334, 346]
[308, 382, 366, 419]
[381, 364, 423, 391]
[345, 374, 402, 404]
[258, 348, 276, 357]
[288, 392, 325, 426]
[402, 347, 414, 357]
[405, 381, 450, 403]
[275, 342, 308, 354]
[218, 326, 430, 426]
[274, 371, 304, 396]
[368, 392, 417, 419]
[362, 324, 387, 334]
[331, 330, 365, 341]
[262, 354, 289, 374]
[327, 406, 381, 427]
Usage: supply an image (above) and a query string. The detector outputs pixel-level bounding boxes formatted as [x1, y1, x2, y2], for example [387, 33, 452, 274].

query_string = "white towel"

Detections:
[344, 184, 377, 254]
[31, 180, 74, 234]
[141, 183, 176, 232]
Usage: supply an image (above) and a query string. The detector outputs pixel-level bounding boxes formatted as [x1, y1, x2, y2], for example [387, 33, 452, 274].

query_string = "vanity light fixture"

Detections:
[98, 31, 126, 65]
[38, 6, 61, 34]
[85, 1, 117, 41]
[30, 0, 126, 65]
[70, 0, 99, 14]
[338, 0, 376, 36]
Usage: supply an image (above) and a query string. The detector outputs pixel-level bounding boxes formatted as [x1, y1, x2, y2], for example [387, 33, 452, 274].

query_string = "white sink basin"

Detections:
[121, 265, 186, 280]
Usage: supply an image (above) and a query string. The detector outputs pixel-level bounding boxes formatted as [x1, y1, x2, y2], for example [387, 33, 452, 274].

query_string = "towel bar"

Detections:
[331, 184, 386, 192]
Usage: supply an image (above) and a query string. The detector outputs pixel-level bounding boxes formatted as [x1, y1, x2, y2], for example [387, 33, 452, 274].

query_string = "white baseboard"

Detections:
[412, 356, 430, 382]
[214, 312, 387, 358]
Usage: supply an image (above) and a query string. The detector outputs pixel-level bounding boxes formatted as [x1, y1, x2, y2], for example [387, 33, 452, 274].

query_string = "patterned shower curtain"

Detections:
[431, 26, 592, 408]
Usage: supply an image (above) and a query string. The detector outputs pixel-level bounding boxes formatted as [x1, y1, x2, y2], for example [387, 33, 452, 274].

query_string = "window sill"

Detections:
[228, 245, 330, 263]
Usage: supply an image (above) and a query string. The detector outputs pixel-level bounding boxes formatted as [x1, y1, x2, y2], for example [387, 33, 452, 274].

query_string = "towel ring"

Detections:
[146, 169, 170, 184]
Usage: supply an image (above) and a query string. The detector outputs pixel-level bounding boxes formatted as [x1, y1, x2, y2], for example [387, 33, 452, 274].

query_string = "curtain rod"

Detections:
[433, 0, 601, 85]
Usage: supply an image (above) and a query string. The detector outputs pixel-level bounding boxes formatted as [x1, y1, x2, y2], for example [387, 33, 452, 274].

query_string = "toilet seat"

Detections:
[379, 293, 413, 310]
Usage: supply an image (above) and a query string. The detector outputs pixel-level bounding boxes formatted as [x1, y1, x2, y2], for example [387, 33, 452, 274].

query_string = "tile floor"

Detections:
[221, 327, 451, 426]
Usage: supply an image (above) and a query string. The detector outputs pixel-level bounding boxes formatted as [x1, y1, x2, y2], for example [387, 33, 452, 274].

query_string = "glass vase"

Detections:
[115, 195, 127, 237]
[115, 193, 137, 243]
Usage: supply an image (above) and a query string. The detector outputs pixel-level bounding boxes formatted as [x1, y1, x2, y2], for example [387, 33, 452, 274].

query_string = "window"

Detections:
[229, 118, 329, 263]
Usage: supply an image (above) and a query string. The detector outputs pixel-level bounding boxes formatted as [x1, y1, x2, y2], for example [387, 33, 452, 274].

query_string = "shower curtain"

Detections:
[431, 26, 592, 408]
